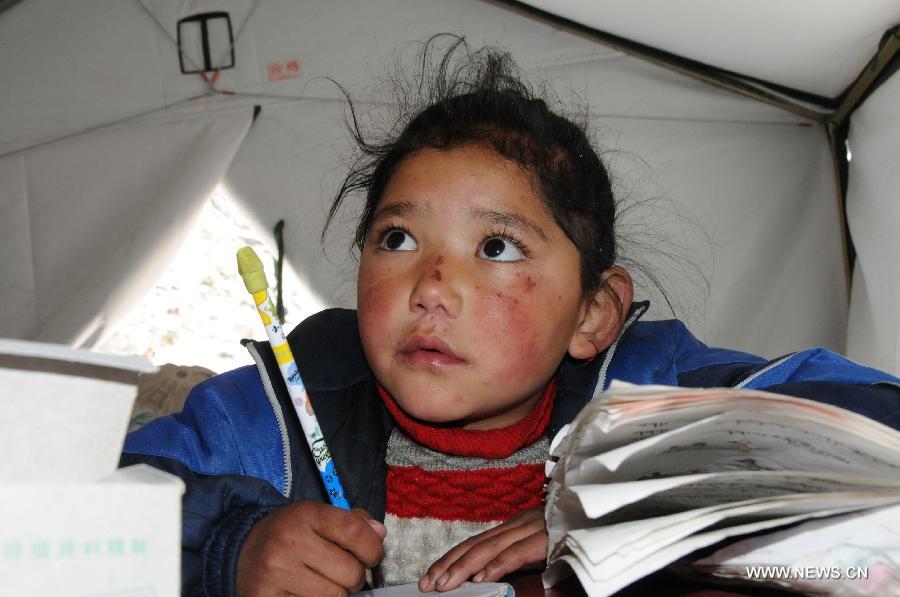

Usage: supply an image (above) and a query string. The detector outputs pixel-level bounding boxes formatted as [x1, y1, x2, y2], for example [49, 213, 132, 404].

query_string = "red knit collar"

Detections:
[376, 379, 556, 458]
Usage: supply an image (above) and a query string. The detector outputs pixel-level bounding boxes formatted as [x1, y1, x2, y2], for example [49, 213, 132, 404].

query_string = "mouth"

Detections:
[399, 335, 467, 367]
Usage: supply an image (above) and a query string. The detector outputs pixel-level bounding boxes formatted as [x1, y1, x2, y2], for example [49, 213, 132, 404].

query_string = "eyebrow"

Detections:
[469, 207, 549, 241]
[371, 201, 431, 223]
[371, 201, 549, 242]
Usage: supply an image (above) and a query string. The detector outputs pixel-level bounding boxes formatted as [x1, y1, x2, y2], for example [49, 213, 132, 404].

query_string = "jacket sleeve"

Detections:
[119, 452, 287, 596]
[677, 349, 900, 430]
[120, 367, 294, 597]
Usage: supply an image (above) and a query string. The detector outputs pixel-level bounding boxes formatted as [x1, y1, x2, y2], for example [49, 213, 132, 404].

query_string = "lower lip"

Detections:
[401, 349, 466, 367]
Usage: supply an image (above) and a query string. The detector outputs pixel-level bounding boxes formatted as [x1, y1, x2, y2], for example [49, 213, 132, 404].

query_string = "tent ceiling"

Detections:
[518, 0, 900, 98]
[1, 0, 811, 158]
[1, 0, 898, 373]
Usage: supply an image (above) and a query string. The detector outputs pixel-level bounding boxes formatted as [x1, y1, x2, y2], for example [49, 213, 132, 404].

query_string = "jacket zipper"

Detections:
[593, 303, 648, 399]
[735, 352, 797, 389]
[247, 342, 293, 498]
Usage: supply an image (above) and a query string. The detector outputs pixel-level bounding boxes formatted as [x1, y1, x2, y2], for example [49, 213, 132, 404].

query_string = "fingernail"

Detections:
[473, 571, 485, 582]
[436, 572, 449, 587]
[418, 575, 430, 590]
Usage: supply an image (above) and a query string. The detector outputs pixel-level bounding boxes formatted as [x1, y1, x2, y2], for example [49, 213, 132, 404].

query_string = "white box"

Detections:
[0, 338, 183, 596]
[0, 465, 184, 597]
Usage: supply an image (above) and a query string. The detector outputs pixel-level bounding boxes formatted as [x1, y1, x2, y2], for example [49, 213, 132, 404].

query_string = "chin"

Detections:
[395, 395, 469, 425]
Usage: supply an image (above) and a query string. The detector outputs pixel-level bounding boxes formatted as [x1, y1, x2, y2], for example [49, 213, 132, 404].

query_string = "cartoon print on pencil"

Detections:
[262, 299, 279, 322]
[311, 437, 333, 469]
[252, 290, 273, 324]
[285, 363, 302, 385]
[274, 343, 293, 365]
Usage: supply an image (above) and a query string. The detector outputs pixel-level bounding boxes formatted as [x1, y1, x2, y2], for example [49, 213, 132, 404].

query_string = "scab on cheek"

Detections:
[494, 291, 519, 307]
[514, 272, 537, 293]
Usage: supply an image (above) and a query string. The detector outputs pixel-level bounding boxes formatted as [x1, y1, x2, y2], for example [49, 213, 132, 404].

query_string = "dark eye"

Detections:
[378, 229, 417, 251]
[478, 237, 524, 261]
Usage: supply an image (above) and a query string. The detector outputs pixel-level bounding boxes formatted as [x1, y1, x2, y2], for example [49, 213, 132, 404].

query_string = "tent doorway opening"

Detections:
[96, 184, 326, 374]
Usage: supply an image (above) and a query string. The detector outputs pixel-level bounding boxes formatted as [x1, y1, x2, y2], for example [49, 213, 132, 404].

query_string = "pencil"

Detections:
[237, 246, 350, 507]
[236, 246, 381, 588]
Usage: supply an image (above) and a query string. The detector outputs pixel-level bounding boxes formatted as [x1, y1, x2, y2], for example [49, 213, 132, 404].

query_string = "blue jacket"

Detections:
[121, 304, 900, 596]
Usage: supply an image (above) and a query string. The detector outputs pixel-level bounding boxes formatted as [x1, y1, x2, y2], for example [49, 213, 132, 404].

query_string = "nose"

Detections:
[409, 253, 462, 317]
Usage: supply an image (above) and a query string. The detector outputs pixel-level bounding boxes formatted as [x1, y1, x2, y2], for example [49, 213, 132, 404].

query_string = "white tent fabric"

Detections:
[521, 0, 900, 97]
[0, 109, 253, 345]
[0, 0, 897, 371]
[846, 72, 900, 374]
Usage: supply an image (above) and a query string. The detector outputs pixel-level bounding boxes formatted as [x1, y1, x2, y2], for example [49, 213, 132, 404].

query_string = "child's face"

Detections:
[357, 146, 589, 429]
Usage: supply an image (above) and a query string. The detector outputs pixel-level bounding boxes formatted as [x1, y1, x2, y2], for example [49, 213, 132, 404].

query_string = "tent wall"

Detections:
[0, 110, 253, 346]
[846, 70, 900, 375]
[0, 0, 883, 364]
[217, 1, 843, 359]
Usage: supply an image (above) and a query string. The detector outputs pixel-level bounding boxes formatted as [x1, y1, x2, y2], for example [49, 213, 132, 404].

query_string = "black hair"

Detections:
[324, 35, 627, 302]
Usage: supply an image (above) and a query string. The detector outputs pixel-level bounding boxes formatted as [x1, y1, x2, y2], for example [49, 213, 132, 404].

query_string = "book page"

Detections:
[544, 382, 900, 596]
[563, 408, 900, 487]
[560, 493, 900, 577]
[685, 503, 900, 595]
[563, 382, 900, 459]
[550, 495, 900, 596]
[567, 470, 900, 521]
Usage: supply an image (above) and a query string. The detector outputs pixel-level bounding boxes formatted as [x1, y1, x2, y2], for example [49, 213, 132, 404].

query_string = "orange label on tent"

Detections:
[268, 59, 302, 81]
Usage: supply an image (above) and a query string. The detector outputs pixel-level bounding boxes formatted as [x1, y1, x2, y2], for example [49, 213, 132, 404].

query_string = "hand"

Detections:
[418, 508, 547, 592]
[236, 501, 386, 597]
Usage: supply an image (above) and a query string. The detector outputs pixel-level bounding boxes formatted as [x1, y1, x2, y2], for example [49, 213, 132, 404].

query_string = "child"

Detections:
[121, 37, 900, 597]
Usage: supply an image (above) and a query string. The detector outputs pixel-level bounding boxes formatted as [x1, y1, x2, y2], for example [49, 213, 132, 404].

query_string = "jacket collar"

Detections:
[552, 301, 649, 440]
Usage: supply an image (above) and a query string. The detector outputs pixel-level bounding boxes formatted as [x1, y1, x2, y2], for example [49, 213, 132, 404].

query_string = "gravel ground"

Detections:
[96, 186, 326, 374]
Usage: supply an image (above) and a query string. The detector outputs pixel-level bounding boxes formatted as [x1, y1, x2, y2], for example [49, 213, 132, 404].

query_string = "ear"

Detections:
[568, 266, 634, 360]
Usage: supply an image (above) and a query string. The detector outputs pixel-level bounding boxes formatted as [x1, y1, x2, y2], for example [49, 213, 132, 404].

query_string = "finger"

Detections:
[429, 524, 539, 592]
[304, 532, 370, 593]
[477, 531, 548, 583]
[313, 507, 385, 567]
[420, 510, 545, 591]
[352, 507, 387, 540]
[286, 564, 352, 597]
[421, 515, 529, 588]
[418, 531, 493, 591]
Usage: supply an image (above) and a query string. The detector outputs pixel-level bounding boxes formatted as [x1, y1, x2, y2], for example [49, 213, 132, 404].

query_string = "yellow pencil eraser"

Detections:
[236, 246, 269, 293]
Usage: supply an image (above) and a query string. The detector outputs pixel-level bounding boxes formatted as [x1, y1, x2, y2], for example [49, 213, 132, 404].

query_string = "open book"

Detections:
[543, 381, 900, 596]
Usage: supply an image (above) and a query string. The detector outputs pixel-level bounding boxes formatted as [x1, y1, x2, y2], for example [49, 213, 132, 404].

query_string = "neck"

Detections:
[376, 379, 556, 458]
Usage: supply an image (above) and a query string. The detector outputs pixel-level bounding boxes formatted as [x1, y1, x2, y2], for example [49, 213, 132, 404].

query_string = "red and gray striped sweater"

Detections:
[377, 381, 555, 585]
